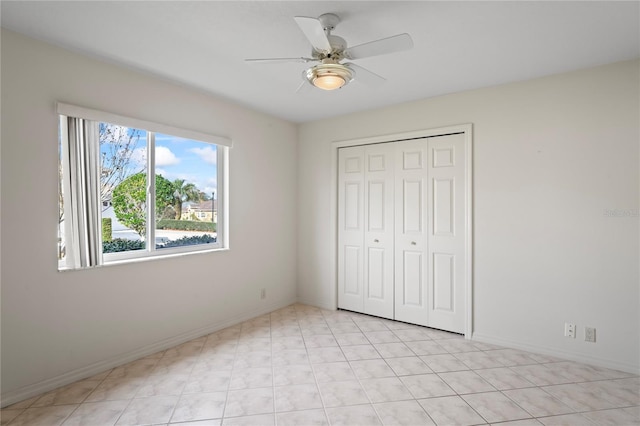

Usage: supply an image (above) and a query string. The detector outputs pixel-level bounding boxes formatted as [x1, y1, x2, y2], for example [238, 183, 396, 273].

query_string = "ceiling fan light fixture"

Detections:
[305, 63, 354, 90]
[314, 74, 345, 90]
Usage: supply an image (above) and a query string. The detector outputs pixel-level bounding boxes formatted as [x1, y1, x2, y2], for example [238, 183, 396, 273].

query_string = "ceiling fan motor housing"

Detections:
[328, 35, 347, 52]
[314, 13, 347, 60]
[312, 35, 347, 60]
[318, 13, 340, 31]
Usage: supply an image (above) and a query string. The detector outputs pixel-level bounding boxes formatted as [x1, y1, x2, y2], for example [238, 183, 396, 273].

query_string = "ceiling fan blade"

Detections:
[294, 16, 331, 52]
[295, 80, 312, 93]
[344, 33, 413, 60]
[245, 57, 316, 64]
[344, 63, 386, 87]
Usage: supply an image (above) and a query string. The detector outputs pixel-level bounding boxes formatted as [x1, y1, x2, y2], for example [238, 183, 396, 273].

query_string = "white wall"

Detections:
[0, 30, 298, 402]
[297, 60, 640, 373]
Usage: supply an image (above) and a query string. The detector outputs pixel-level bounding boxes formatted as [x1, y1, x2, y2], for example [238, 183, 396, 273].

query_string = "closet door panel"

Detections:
[338, 146, 365, 312]
[363, 143, 395, 319]
[343, 246, 361, 296]
[394, 140, 429, 326]
[367, 247, 386, 299]
[402, 250, 423, 306]
[427, 134, 466, 333]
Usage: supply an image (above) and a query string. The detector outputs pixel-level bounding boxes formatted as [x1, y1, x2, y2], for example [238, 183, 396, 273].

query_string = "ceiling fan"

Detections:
[245, 13, 413, 91]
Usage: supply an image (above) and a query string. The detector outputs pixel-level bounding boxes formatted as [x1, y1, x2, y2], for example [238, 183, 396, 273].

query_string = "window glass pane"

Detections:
[99, 123, 148, 253]
[58, 112, 224, 270]
[58, 127, 65, 269]
[154, 134, 217, 250]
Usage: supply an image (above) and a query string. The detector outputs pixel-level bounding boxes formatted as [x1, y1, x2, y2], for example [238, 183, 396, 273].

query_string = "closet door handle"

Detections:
[374, 239, 379, 243]
[411, 241, 417, 245]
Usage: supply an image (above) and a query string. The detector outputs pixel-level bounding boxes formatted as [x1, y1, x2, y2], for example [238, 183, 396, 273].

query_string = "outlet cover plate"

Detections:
[565, 323, 576, 338]
[585, 327, 596, 342]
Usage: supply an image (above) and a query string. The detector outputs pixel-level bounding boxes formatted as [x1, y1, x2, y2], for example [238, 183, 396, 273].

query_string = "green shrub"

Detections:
[103, 238, 145, 253]
[102, 218, 112, 242]
[156, 219, 216, 232]
[111, 173, 176, 238]
[158, 234, 216, 249]
[102, 235, 216, 253]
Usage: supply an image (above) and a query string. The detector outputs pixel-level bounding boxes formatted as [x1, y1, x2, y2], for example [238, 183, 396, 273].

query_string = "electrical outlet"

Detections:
[564, 323, 576, 338]
[585, 327, 596, 343]
[260, 288, 266, 300]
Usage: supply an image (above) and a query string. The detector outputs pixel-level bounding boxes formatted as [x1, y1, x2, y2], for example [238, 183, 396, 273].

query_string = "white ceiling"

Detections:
[2, 1, 639, 123]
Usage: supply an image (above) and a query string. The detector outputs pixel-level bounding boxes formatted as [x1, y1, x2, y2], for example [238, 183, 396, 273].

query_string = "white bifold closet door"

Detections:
[362, 143, 395, 319]
[393, 139, 428, 326]
[338, 146, 365, 314]
[338, 133, 467, 334]
[427, 134, 466, 332]
[337, 143, 395, 320]
[393, 134, 466, 332]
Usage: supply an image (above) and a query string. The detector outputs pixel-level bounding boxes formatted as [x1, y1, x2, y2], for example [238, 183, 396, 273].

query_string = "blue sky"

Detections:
[154, 133, 218, 198]
[100, 125, 218, 198]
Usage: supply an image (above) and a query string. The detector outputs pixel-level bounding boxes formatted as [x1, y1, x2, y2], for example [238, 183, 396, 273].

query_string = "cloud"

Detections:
[99, 124, 133, 144]
[131, 147, 147, 168]
[189, 146, 217, 165]
[200, 176, 217, 195]
[155, 146, 180, 166]
[129, 146, 180, 169]
[164, 172, 198, 182]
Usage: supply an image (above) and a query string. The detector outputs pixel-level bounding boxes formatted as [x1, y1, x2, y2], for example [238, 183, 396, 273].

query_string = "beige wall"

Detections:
[1, 30, 298, 401]
[297, 60, 640, 373]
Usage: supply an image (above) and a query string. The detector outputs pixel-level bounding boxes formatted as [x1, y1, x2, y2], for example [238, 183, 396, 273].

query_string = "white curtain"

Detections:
[60, 116, 103, 268]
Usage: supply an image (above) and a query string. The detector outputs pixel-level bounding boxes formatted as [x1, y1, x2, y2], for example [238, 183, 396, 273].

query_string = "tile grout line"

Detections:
[270, 313, 277, 426]
[297, 308, 331, 425]
[165, 338, 205, 424]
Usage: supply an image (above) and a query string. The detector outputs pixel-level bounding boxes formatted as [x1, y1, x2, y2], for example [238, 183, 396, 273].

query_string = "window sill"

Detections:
[58, 246, 229, 272]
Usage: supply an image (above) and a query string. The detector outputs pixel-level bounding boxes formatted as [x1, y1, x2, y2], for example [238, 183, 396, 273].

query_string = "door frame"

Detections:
[331, 124, 474, 339]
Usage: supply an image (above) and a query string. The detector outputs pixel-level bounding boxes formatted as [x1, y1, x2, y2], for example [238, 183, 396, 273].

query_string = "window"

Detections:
[57, 103, 230, 270]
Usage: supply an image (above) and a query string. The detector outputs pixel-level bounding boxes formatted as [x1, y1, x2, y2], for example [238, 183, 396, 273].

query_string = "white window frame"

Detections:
[57, 103, 231, 269]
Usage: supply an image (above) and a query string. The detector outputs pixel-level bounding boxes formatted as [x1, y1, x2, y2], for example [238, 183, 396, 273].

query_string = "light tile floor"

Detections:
[2, 304, 639, 425]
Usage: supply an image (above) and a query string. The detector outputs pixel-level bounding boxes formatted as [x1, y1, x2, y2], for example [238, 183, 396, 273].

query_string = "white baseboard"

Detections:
[472, 332, 640, 375]
[1, 297, 296, 408]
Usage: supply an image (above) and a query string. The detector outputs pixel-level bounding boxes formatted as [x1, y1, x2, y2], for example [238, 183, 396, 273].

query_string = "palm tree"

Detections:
[172, 179, 202, 220]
